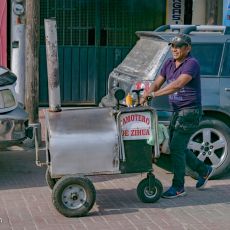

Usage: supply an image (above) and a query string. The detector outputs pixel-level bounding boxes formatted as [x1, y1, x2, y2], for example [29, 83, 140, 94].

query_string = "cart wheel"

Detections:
[45, 167, 57, 189]
[52, 176, 96, 217]
[137, 178, 163, 203]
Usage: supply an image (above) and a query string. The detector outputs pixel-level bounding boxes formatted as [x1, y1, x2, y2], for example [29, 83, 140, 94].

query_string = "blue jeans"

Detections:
[169, 107, 208, 189]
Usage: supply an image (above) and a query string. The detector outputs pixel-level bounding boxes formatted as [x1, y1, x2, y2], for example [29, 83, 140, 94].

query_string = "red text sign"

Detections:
[120, 112, 151, 140]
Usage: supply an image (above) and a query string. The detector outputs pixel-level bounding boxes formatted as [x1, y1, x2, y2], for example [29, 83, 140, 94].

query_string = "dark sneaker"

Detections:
[162, 186, 186, 199]
[196, 166, 214, 189]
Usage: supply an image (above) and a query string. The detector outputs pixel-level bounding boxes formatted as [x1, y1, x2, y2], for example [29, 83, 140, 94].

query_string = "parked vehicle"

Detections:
[101, 25, 230, 179]
[0, 66, 29, 147]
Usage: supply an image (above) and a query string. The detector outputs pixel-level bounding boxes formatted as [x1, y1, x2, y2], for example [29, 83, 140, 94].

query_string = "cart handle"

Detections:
[34, 127, 47, 167]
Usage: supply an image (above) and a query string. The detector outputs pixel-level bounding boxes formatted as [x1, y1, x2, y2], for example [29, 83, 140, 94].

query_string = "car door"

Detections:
[220, 40, 230, 111]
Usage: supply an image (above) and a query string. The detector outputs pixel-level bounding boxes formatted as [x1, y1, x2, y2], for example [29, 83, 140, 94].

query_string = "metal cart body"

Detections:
[45, 107, 120, 177]
[36, 99, 162, 217]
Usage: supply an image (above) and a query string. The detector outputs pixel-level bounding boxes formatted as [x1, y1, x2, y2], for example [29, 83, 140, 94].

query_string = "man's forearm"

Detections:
[148, 74, 192, 97]
[146, 75, 165, 95]
[148, 84, 160, 94]
[154, 83, 179, 97]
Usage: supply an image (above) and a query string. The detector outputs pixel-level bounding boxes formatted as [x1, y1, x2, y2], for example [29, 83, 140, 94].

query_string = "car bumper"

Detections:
[0, 106, 28, 142]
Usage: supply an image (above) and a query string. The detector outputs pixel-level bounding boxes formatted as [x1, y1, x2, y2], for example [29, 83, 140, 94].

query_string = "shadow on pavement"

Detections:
[94, 184, 230, 216]
[0, 149, 46, 190]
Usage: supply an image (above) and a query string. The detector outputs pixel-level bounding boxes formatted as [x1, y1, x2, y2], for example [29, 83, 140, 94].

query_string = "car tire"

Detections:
[186, 116, 230, 179]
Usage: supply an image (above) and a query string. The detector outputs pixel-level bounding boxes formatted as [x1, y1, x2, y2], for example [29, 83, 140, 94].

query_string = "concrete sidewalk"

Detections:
[0, 147, 230, 230]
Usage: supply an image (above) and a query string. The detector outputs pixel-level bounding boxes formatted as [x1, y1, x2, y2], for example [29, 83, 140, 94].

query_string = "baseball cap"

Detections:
[168, 34, 191, 47]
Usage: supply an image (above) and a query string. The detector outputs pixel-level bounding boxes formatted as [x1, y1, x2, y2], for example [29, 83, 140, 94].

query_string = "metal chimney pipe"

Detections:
[44, 19, 61, 112]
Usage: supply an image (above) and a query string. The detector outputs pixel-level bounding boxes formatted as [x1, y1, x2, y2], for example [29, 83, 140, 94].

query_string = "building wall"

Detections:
[39, 0, 166, 105]
[192, 0, 206, 24]
[192, 0, 224, 25]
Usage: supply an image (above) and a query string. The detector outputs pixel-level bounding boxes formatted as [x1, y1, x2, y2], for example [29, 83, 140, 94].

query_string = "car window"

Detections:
[191, 43, 223, 76]
[221, 42, 230, 77]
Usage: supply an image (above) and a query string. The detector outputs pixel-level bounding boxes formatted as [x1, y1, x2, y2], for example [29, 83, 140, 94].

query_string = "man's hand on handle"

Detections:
[140, 90, 155, 105]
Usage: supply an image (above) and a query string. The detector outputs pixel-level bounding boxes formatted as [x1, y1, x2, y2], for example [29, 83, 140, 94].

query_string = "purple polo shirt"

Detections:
[160, 54, 201, 111]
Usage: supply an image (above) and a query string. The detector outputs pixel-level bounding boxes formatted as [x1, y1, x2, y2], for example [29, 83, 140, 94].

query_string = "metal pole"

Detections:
[44, 19, 61, 112]
[12, 24, 26, 105]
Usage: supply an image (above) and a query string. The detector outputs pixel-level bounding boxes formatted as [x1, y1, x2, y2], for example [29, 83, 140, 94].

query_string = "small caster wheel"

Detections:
[137, 178, 163, 203]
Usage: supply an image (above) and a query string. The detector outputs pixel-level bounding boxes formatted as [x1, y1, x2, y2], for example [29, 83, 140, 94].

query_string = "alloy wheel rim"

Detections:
[188, 128, 227, 168]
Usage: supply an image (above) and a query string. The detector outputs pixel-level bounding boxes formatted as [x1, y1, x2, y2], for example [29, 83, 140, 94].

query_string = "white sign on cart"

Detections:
[120, 112, 152, 140]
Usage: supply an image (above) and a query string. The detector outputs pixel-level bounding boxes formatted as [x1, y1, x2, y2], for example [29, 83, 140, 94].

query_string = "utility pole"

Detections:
[25, 0, 40, 124]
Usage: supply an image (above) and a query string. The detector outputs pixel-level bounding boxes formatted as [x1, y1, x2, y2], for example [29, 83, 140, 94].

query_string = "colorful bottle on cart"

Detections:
[126, 93, 133, 107]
